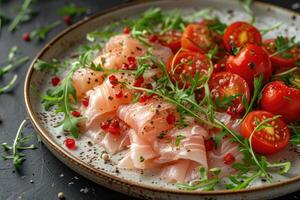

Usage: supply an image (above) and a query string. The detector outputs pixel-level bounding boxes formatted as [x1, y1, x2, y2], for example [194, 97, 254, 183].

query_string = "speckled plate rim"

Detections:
[24, 0, 300, 197]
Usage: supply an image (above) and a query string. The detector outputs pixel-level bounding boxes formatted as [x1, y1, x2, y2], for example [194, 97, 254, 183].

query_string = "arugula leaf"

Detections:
[177, 167, 221, 191]
[213, 129, 227, 147]
[239, 0, 255, 23]
[33, 58, 64, 73]
[260, 22, 282, 35]
[175, 135, 186, 146]
[1, 120, 37, 169]
[289, 124, 300, 146]
[30, 20, 61, 41]
[184, 7, 215, 22]
[0, 74, 17, 95]
[271, 36, 299, 58]
[242, 75, 263, 120]
[207, 20, 227, 35]
[37, 60, 82, 138]
[58, 4, 88, 17]
[215, 94, 241, 109]
[0, 14, 10, 29]
[8, 0, 37, 32]
[226, 171, 262, 190]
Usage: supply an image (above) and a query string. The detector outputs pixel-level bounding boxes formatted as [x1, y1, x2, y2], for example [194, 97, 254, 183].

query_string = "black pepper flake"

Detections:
[292, 15, 297, 20]
[248, 61, 255, 69]
[108, 96, 113, 100]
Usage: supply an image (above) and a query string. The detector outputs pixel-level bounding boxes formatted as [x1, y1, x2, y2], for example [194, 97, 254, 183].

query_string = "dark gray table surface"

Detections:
[0, 0, 299, 200]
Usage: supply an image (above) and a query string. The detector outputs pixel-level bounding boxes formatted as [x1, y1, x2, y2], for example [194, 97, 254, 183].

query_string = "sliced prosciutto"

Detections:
[118, 129, 159, 169]
[160, 160, 201, 183]
[153, 125, 209, 168]
[117, 98, 178, 140]
[208, 137, 243, 178]
[93, 34, 173, 70]
[81, 74, 133, 130]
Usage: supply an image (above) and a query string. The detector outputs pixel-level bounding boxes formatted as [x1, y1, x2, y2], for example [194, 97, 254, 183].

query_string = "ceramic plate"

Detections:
[24, 0, 300, 199]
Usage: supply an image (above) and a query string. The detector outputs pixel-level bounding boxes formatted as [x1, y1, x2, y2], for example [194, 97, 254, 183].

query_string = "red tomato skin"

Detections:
[261, 81, 300, 123]
[181, 24, 216, 53]
[263, 39, 300, 73]
[241, 111, 290, 155]
[223, 21, 262, 52]
[158, 30, 182, 54]
[167, 50, 210, 87]
[226, 44, 272, 89]
[209, 72, 250, 115]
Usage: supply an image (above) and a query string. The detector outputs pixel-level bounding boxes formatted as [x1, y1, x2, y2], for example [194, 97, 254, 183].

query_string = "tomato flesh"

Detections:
[241, 111, 290, 155]
[158, 30, 182, 53]
[263, 39, 300, 73]
[209, 72, 250, 115]
[181, 24, 217, 53]
[226, 44, 272, 89]
[223, 21, 262, 53]
[261, 81, 300, 123]
[167, 50, 210, 87]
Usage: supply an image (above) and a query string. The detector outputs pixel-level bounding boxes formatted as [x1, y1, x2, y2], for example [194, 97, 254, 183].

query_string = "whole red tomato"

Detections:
[241, 110, 290, 155]
[261, 81, 300, 123]
[226, 44, 272, 89]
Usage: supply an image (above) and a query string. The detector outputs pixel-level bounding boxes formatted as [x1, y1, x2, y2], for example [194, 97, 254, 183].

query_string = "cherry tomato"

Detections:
[223, 21, 262, 53]
[226, 44, 272, 89]
[213, 56, 228, 73]
[261, 81, 300, 123]
[181, 24, 217, 53]
[167, 50, 210, 87]
[241, 111, 290, 155]
[209, 72, 250, 115]
[263, 38, 300, 73]
[158, 30, 182, 54]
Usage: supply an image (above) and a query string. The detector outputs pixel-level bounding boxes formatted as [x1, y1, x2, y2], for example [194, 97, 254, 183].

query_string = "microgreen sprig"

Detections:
[177, 167, 221, 191]
[58, 4, 88, 17]
[8, 0, 36, 32]
[1, 119, 37, 169]
[30, 20, 61, 41]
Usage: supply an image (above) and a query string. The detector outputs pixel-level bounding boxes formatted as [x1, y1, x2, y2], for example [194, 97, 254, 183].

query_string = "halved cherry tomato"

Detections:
[263, 38, 300, 73]
[158, 30, 182, 54]
[167, 50, 210, 87]
[241, 111, 290, 155]
[261, 81, 300, 123]
[209, 72, 250, 115]
[223, 21, 262, 53]
[181, 24, 217, 53]
[226, 44, 272, 89]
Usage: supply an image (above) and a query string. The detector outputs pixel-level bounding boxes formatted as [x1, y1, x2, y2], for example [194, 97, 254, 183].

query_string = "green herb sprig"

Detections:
[271, 36, 300, 58]
[177, 167, 221, 191]
[1, 120, 37, 169]
[30, 20, 61, 41]
[58, 4, 88, 17]
[8, 0, 37, 32]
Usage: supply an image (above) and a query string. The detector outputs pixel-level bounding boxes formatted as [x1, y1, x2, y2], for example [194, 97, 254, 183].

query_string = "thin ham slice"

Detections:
[93, 34, 173, 70]
[153, 125, 209, 168]
[117, 98, 177, 141]
[208, 137, 243, 178]
[118, 129, 159, 169]
[101, 129, 130, 154]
